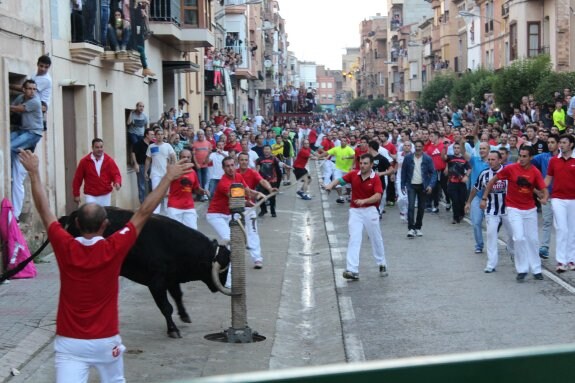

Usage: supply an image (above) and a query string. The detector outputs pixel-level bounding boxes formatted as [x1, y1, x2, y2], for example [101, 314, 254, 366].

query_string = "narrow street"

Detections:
[5, 162, 575, 382]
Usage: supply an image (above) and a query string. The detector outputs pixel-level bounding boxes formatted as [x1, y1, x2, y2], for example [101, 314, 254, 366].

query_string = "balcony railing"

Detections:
[71, 0, 105, 45]
[149, 0, 181, 25]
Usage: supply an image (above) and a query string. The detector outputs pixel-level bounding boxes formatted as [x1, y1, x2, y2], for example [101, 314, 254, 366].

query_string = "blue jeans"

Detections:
[136, 164, 149, 204]
[100, 1, 110, 45]
[107, 25, 131, 50]
[11, 131, 42, 161]
[127, 132, 142, 146]
[208, 179, 220, 198]
[471, 196, 485, 250]
[196, 167, 209, 189]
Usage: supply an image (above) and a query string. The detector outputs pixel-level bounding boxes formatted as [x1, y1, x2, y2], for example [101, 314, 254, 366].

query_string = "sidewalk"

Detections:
[1, 163, 346, 382]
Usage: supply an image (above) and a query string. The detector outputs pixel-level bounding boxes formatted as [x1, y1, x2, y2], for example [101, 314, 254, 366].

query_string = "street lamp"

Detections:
[458, 10, 501, 24]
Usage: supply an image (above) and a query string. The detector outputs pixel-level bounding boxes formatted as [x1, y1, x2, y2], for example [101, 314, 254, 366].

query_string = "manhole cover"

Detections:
[298, 252, 320, 256]
[204, 331, 266, 343]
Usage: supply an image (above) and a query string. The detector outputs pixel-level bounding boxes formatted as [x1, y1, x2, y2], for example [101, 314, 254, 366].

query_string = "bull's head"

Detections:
[210, 241, 237, 296]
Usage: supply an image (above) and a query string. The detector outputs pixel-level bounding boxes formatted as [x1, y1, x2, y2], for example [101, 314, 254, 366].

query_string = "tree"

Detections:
[450, 69, 494, 108]
[533, 71, 575, 106]
[348, 97, 369, 112]
[369, 98, 388, 113]
[419, 75, 456, 110]
[492, 55, 552, 114]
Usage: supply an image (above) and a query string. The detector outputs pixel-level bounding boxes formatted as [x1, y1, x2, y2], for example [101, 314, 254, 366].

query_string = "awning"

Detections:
[162, 61, 200, 74]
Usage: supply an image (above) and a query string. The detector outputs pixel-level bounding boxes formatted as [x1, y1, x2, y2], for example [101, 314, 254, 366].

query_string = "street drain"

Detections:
[204, 331, 266, 343]
[298, 252, 320, 256]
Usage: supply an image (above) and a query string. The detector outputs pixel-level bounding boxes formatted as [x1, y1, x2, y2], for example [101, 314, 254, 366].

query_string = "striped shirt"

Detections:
[475, 166, 508, 216]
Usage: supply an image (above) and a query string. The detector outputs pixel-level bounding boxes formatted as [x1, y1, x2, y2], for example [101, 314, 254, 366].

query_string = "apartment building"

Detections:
[316, 65, 336, 112]
[358, 14, 388, 100]
[341, 47, 360, 105]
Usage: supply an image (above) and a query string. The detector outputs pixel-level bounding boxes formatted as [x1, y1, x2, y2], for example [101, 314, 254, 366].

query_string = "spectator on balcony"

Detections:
[107, 9, 131, 52]
[204, 50, 214, 89]
[391, 14, 402, 30]
[213, 53, 224, 88]
[133, 0, 154, 77]
[71, 0, 84, 42]
[101, 0, 111, 46]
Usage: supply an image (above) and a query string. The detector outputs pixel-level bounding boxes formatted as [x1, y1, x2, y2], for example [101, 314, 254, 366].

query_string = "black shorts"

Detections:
[293, 167, 308, 180]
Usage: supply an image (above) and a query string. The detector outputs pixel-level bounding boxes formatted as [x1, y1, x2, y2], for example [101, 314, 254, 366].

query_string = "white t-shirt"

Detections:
[31, 72, 52, 107]
[208, 151, 228, 180]
[247, 150, 259, 169]
[146, 142, 175, 178]
[411, 155, 423, 185]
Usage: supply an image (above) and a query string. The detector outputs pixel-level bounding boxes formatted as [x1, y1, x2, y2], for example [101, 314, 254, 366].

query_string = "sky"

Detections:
[278, 0, 387, 70]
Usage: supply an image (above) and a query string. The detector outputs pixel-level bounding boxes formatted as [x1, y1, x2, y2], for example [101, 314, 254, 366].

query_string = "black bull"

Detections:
[59, 207, 231, 339]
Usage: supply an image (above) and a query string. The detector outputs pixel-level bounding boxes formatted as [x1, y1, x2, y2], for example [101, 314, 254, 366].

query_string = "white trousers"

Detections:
[245, 208, 262, 263]
[167, 207, 198, 230]
[11, 158, 26, 219]
[507, 207, 540, 274]
[346, 206, 386, 273]
[207, 213, 233, 287]
[85, 193, 112, 207]
[552, 199, 575, 265]
[54, 334, 126, 383]
[322, 160, 335, 186]
[485, 214, 514, 270]
[334, 169, 350, 191]
[151, 176, 167, 215]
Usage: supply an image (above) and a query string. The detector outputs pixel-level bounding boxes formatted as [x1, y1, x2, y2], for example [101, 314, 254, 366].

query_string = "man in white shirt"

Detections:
[207, 140, 229, 196]
[144, 129, 176, 215]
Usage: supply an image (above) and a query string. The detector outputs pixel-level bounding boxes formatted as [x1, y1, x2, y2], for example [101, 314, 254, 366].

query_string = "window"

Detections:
[328, 94, 333, 99]
[379, 72, 385, 86]
[327, 83, 333, 89]
[527, 22, 541, 57]
[484, 2, 494, 33]
[183, 0, 198, 26]
[509, 23, 517, 61]
[321, 82, 326, 88]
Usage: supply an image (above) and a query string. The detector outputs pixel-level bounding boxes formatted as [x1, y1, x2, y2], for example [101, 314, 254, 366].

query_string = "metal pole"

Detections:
[227, 183, 253, 343]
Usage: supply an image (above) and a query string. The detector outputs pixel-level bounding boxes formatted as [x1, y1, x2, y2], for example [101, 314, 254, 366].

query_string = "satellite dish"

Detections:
[264, 59, 272, 68]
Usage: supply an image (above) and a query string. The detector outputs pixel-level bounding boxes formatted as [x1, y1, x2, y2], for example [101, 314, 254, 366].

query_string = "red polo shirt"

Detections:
[342, 170, 383, 209]
[547, 154, 575, 199]
[239, 168, 263, 190]
[207, 173, 247, 215]
[496, 163, 546, 210]
[168, 171, 200, 210]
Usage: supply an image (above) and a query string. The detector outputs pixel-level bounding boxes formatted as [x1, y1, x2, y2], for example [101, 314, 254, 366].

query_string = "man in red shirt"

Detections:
[425, 131, 448, 213]
[545, 134, 575, 272]
[482, 146, 548, 282]
[293, 139, 318, 200]
[224, 131, 242, 153]
[324, 153, 388, 280]
[353, 136, 369, 171]
[167, 149, 209, 230]
[318, 131, 335, 187]
[18, 149, 191, 383]
[207, 156, 265, 285]
[238, 152, 277, 268]
[72, 138, 122, 207]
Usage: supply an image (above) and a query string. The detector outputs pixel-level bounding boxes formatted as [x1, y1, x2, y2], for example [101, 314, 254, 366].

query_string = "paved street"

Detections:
[2, 162, 575, 382]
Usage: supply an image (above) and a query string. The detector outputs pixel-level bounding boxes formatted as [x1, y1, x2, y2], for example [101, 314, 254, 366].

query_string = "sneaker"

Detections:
[271, 212, 277, 217]
[336, 197, 345, 204]
[516, 273, 527, 282]
[539, 247, 549, 259]
[569, 262, 575, 271]
[254, 261, 263, 269]
[484, 268, 496, 273]
[431, 207, 439, 213]
[445, 203, 451, 211]
[533, 273, 544, 280]
[425, 207, 432, 213]
[557, 263, 568, 273]
[379, 265, 388, 277]
[296, 190, 304, 198]
[407, 229, 416, 238]
[342, 270, 359, 280]
[475, 249, 483, 254]
[258, 210, 266, 217]
[400, 214, 407, 223]
[301, 194, 312, 200]
[345, 195, 352, 202]
[201, 195, 209, 201]
[415, 229, 423, 237]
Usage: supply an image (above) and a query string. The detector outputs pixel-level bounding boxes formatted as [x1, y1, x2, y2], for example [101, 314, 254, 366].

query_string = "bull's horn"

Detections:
[211, 261, 239, 297]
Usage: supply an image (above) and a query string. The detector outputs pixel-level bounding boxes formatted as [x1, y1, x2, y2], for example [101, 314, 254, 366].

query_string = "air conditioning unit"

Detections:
[502, 3, 509, 18]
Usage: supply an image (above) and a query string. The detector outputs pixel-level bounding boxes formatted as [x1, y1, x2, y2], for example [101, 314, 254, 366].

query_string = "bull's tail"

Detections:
[0, 238, 50, 283]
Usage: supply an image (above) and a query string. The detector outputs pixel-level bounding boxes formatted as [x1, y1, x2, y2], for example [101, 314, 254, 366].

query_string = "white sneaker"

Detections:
[407, 229, 416, 238]
[415, 229, 423, 237]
